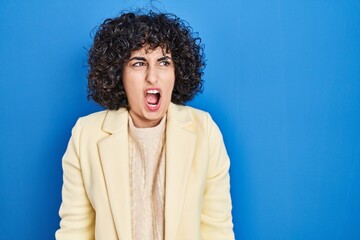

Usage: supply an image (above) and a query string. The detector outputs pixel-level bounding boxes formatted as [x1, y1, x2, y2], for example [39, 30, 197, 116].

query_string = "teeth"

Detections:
[147, 89, 159, 94]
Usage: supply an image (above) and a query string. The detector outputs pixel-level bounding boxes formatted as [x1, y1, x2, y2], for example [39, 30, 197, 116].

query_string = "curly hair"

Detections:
[87, 10, 205, 110]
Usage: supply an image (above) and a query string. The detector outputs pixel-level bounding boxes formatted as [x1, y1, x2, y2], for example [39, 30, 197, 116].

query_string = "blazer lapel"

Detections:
[98, 109, 132, 239]
[165, 103, 197, 239]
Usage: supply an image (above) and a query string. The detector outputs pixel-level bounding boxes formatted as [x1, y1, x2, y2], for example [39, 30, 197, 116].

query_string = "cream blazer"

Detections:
[55, 103, 234, 240]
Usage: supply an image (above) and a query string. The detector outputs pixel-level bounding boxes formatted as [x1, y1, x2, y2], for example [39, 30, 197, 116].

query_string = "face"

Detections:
[122, 46, 175, 128]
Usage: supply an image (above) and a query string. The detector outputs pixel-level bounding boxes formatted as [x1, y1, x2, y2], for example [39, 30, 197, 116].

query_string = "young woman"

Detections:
[56, 11, 234, 240]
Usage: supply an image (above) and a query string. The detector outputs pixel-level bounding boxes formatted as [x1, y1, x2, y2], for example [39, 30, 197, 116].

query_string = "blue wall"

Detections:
[1, 0, 359, 239]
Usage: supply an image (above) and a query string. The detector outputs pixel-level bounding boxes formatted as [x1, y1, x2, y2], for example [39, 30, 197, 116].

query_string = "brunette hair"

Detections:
[87, 10, 205, 110]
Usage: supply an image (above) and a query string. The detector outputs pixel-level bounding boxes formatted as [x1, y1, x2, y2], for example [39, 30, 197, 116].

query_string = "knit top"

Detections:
[128, 115, 166, 240]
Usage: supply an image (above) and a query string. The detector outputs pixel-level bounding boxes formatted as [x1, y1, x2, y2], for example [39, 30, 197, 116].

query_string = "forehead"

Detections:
[130, 46, 171, 57]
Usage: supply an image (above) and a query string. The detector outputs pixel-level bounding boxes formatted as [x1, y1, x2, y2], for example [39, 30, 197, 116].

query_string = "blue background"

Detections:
[1, 0, 360, 239]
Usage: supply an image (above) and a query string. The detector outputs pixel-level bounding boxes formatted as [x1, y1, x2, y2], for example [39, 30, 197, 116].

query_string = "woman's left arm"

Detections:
[201, 113, 235, 240]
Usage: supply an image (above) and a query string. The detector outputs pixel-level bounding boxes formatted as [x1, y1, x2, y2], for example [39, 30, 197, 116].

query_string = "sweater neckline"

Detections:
[128, 115, 166, 141]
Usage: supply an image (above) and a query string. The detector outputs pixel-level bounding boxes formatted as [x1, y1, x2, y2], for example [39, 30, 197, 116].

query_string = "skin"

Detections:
[122, 46, 175, 128]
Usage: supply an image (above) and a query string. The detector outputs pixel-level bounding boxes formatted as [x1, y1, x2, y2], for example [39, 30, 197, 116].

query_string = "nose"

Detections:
[145, 65, 158, 84]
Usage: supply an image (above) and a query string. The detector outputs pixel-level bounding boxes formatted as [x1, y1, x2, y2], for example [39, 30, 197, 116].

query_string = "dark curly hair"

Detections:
[87, 10, 205, 110]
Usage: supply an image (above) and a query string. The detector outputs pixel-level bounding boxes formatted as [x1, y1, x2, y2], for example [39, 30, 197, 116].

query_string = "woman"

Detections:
[56, 11, 234, 240]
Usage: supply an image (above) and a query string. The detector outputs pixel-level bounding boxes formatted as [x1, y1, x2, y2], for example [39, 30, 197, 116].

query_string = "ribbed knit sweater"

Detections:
[128, 116, 166, 240]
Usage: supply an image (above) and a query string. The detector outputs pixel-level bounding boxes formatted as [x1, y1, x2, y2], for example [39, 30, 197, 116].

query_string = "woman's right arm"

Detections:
[55, 119, 95, 240]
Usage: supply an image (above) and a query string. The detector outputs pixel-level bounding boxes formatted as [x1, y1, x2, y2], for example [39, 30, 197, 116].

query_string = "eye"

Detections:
[132, 62, 146, 67]
[159, 60, 171, 66]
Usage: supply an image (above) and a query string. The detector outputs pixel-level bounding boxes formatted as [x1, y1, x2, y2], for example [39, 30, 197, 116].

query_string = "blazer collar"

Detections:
[102, 107, 128, 134]
[98, 103, 196, 239]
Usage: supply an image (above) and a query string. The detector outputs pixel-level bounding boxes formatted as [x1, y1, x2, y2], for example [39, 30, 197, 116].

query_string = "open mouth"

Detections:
[145, 89, 161, 110]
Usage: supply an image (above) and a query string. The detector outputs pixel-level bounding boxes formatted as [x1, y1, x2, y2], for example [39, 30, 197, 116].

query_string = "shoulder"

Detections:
[71, 108, 128, 135]
[169, 103, 220, 136]
[170, 103, 210, 121]
[80, 109, 109, 121]
[74, 110, 108, 130]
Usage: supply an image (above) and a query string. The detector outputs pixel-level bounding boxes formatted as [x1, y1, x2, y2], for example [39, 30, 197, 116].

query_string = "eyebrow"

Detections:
[128, 57, 146, 61]
[157, 56, 172, 62]
[128, 56, 172, 62]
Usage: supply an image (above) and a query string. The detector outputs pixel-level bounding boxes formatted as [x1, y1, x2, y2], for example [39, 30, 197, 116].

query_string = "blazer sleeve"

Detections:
[55, 118, 95, 240]
[201, 114, 235, 240]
